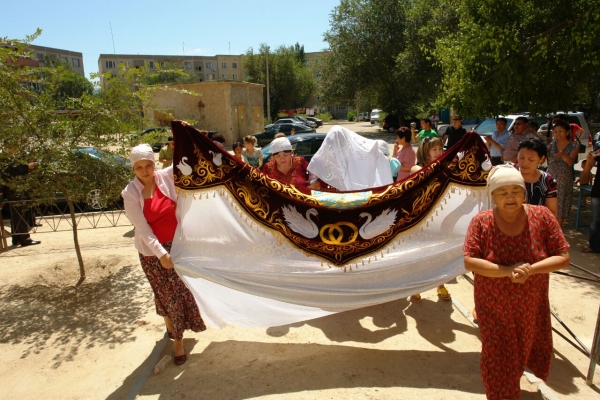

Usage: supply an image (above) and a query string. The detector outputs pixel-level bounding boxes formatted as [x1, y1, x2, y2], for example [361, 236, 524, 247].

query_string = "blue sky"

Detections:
[3, 0, 340, 80]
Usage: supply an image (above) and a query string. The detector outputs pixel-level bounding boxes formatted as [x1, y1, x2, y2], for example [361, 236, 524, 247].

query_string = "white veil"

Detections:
[307, 125, 393, 191]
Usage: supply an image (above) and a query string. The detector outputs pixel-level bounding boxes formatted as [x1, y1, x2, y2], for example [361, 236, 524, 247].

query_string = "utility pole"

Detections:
[266, 46, 271, 124]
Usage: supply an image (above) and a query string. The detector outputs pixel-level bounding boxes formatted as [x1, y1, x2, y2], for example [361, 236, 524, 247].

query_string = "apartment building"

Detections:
[97, 53, 244, 85]
[28, 44, 85, 76]
[304, 51, 349, 119]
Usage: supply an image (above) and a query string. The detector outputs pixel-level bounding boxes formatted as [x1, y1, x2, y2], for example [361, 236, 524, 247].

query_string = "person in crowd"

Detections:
[409, 122, 419, 143]
[503, 116, 536, 163]
[484, 117, 510, 166]
[158, 136, 175, 168]
[547, 120, 579, 227]
[393, 127, 416, 182]
[529, 121, 539, 133]
[273, 132, 286, 139]
[242, 135, 264, 169]
[442, 115, 467, 150]
[580, 148, 600, 253]
[412, 118, 438, 142]
[3, 158, 41, 247]
[553, 113, 584, 141]
[409, 136, 450, 302]
[232, 141, 244, 161]
[291, 128, 297, 135]
[516, 137, 558, 216]
[263, 137, 312, 186]
[377, 139, 400, 181]
[463, 164, 569, 400]
[307, 126, 392, 191]
[122, 143, 206, 366]
[212, 133, 226, 148]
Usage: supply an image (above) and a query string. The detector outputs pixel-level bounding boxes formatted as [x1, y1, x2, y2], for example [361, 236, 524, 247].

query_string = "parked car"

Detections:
[294, 116, 318, 129]
[370, 109, 382, 125]
[536, 112, 590, 141]
[306, 117, 323, 127]
[359, 112, 370, 121]
[140, 127, 170, 152]
[382, 114, 421, 133]
[253, 123, 314, 147]
[261, 133, 326, 164]
[473, 114, 551, 137]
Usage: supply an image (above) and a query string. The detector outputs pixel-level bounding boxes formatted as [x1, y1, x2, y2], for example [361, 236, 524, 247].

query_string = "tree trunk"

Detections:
[66, 197, 86, 286]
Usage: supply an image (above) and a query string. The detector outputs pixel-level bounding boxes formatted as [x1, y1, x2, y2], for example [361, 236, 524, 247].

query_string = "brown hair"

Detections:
[416, 136, 443, 166]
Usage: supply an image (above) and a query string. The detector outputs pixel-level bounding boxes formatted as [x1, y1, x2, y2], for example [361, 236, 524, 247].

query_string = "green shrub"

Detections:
[316, 112, 332, 122]
[378, 112, 387, 127]
[347, 110, 356, 121]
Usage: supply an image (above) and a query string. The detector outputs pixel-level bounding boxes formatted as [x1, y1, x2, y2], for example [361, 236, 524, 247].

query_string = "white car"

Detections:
[370, 109, 382, 125]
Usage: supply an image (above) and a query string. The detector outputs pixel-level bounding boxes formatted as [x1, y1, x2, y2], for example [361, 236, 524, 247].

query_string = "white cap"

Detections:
[270, 137, 292, 153]
[129, 143, 156, 167]
[487, 164, 525, 195]
[376, 140, 390, 156]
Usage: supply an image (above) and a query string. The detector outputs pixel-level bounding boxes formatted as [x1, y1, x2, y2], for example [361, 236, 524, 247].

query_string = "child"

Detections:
[242, 135, 263, 169]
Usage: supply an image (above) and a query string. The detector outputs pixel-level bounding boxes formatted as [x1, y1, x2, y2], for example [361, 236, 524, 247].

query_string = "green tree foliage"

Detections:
[141, 62, 200, 85]
[322, 0, 442, 118]
[0, 31, 151, 284]
[244, 44, 316, 121]
[435, 0, 600, 116]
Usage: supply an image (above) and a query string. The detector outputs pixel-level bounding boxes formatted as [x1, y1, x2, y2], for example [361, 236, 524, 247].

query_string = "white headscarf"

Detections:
[270, 137, 293, 153]
[307, 125, 393, 191]
[487, 164, 525, 195]
[129, 143, 156, 167]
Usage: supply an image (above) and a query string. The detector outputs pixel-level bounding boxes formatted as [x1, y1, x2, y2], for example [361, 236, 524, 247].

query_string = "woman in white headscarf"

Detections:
[307, 125, 393, 191]
[122, 143, 206, 366]
[463, 164, 569, 400]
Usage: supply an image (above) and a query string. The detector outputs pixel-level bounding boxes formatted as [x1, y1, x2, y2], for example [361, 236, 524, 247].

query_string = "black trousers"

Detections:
[9, 202, 32, 244]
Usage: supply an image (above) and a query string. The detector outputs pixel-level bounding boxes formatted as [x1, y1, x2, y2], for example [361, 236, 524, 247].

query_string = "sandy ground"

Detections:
[1, 126, 600, 400]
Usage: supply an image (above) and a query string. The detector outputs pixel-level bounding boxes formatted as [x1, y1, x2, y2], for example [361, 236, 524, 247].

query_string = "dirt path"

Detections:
[0, 196, 599, 399]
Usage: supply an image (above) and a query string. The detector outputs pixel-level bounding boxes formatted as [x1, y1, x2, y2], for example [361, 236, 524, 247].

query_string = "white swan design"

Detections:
[481, 154, 492, 171]
[282, 205, 319, 239]
[457, 151, 465, 161]
[177, 156, 193, 176]
[209, 150, 223, 166]
[359, 208, 397, 240]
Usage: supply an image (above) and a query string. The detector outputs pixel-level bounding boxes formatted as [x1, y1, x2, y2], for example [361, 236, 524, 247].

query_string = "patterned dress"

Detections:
[139, 188, 206, 340]
[547, 140, 578, 220]
[243, 149, 262, 168]
[463, 205, 569, 400]
[262, 156, 309, 186]
[525, 170, 557, 206]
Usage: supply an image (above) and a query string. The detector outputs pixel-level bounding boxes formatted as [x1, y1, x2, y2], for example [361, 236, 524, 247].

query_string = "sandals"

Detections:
[437, 286, 452, 301]
[409, 294, 422, 303]
[580, 247, 598, 253]
[174, 354, 187, 366]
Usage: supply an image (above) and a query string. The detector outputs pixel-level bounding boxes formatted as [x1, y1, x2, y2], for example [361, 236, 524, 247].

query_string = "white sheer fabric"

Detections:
[171, 185, 488, 328]
[307, 125, 393, 191]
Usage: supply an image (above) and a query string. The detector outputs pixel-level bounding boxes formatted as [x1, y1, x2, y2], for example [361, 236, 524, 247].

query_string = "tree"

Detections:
[244, 44, 316, 120]
[0, 31, 151, 285]
[140, 62, 200, 86]
[322, 0, 441, 118]
[434, 0, 600, 116]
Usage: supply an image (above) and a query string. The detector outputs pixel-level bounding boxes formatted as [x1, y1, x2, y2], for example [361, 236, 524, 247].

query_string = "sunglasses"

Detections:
[423, 136, 436, 142]
[273, 150, 292, 156]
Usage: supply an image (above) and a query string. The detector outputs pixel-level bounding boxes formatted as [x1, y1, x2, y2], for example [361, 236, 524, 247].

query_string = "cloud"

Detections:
[189, 48, 205, 54]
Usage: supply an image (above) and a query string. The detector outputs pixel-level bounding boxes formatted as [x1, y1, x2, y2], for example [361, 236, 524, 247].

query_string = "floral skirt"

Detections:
[139, 241, 206, 339]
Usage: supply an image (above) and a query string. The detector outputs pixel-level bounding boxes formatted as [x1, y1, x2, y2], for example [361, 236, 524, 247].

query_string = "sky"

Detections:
[2, 0, 341, 80]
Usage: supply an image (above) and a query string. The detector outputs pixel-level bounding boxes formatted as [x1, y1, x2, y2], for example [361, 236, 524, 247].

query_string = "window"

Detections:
[72, 58, 80, 67]
[195, 66, 202, 72]
[105, 61, 116, 68]
[184, 61, 192, 69]
[36, 53, 45, 61]
[207, 73, 215, 81]
[60, 56, 68, 64]
[206, 61, 214, 70]
[232, 74, 238, 81]
[221, 62, 227, 69]
[158, 61, 166, 68]
[148, 61, 155, 69]
[232, 62, 238, 69]
[221, 74, 228, 80]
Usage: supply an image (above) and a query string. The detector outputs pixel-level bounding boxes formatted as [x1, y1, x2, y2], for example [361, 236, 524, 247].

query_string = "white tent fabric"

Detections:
[307, 125, 393, 191]
[171, 184, 489, 328]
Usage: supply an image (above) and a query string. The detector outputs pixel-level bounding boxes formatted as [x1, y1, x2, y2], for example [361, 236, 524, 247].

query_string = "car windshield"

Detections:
[73, 147, 128, 166]
[474, 118, 514, 136]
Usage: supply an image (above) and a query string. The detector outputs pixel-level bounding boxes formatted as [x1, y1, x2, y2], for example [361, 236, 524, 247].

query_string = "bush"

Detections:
[378, 112, 387, 127]
[316, 112, 332, 122]
[347, 110, 356, 121]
